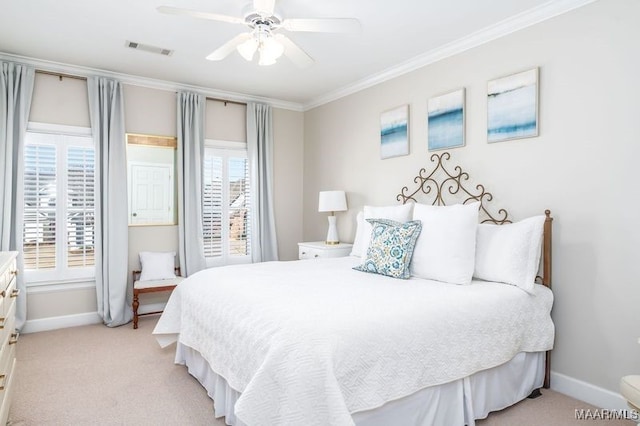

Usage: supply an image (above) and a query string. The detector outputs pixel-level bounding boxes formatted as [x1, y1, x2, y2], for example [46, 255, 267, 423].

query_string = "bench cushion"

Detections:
[134, 277, 185, 290]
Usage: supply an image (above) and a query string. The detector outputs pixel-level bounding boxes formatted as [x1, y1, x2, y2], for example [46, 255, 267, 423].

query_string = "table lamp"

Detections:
[318, 190, 347, 245]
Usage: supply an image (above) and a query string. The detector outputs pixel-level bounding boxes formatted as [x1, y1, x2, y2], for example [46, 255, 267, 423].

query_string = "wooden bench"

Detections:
[132, 267, 184, 329]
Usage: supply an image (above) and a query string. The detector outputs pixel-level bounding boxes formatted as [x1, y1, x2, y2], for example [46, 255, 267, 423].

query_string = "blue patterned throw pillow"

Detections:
[353, 219, 422, 279]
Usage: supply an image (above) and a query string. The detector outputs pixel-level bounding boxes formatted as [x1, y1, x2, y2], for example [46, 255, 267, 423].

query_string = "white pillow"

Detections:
[350, 212, 367, 256]
[410, 202, 479, 285]
[356, 203, 414, 257]
[474, 215, 545, 294]
[139, 251, 177, 281]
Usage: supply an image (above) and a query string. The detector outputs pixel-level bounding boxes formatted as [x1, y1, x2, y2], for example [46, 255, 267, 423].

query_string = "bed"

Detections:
[153, 152, 555, 426]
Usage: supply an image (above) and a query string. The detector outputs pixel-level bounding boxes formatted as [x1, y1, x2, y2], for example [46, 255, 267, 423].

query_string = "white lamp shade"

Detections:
[261, 37, 284, 60]
[237, 38, 258, 61]
[318, 191, 347, 212]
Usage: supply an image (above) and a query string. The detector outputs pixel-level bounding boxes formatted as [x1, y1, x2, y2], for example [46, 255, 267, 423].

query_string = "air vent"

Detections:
[125, 40, 173, 56]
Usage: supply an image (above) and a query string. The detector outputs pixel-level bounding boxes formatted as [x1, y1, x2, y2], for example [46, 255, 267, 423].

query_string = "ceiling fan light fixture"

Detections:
[258, 51, 277, 66]
[237, 38, 258, 61]
[159, 2, 358, 68]
[261, 36, 284, 60]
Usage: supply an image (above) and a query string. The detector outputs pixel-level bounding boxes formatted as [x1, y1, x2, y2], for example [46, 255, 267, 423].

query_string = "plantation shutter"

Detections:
[67, 146, 96, 267]
[202, 146, 251, 264]
[228, 156, 250, 257]
[23, 143, 57, 270]
[203, 154, 223, 258]
[23, 129, 96, 283]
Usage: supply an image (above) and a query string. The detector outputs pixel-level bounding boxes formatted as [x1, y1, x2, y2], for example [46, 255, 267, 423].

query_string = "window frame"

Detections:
[23, 122, 96, 286]
[203, 139, 252, 268]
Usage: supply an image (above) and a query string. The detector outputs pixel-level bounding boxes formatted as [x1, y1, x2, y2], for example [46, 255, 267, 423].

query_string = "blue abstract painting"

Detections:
[380, 105, 409, 159]
[487, 68, 538, 143]
[428, 89, 465, 151]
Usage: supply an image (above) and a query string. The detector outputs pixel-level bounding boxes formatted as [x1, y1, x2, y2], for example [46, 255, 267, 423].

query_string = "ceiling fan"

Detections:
[157, 0, 360, 67]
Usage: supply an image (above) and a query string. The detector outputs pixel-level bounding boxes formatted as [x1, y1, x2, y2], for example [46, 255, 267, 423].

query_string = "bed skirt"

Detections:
[176, 343, 544, 426]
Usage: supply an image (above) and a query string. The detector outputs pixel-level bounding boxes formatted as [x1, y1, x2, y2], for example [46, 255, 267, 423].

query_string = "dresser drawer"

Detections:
[0, 259, 16, 292]
[0, 327, 16, 381]
[0, 260, 17, 316]
[299, 246, 323, 260]
[0, 358, 16, 426]
[0, 298, 16, 352]
[0, 299, 16, 362]
[298, 242, 353, 260]
[0, 275, 17, 331]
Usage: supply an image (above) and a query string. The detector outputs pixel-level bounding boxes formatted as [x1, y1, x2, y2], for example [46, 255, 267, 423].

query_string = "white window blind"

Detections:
[66, 146, 95, 268]
[203, 155, 223, 258]
[203, 143, 251, 266]
[23, 143, 57, 270]
[23, 128, 95, 284]
[228, 156, 250, 257]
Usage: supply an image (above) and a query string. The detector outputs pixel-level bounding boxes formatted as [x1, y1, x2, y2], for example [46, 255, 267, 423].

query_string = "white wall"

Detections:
[273, 108, 304, 261]
[123, 84, 179, 308]
[30, 73, 90, 127]
[303, 0, 639, 395]
[205, 100, 247, 142]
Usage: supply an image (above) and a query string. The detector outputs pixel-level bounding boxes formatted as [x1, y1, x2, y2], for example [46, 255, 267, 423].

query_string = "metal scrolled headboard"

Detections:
[395, 152, 552, 288]
[396, 151, 553, 389]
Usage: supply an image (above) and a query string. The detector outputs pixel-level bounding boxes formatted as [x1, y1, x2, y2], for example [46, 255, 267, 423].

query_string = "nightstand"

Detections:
[298, 241, 353, 260]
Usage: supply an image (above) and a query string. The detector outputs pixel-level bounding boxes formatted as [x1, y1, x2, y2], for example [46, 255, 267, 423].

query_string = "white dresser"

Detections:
[0, 252, 18, 425]
[298, 241, 353, 260]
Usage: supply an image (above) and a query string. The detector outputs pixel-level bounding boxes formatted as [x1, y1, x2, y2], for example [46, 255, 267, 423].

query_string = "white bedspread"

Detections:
[153, 257, 554, 426]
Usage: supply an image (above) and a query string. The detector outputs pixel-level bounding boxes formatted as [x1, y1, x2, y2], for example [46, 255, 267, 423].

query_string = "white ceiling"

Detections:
[0, 0, 591, 109]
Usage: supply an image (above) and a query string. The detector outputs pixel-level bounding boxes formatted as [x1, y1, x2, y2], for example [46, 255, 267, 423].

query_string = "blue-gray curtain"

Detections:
[88, 77, 131, 327]
[247, 102, 278, 262]
[0, 61, 34, 331]
[177, 92, 206, 276]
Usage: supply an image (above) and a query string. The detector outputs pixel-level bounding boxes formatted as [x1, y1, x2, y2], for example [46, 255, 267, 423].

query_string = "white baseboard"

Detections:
[551, 371, 628, 410]
[21, 302, 168, 334]
[22, 311, 102, 334]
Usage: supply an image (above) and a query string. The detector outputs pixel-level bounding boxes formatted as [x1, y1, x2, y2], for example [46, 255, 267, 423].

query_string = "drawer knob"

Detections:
[0, 317, 4, 329]
[314, 254, 319, 258]
[301, 251, 306, 255]
[10, 289, 19, 298]
[0, 374, 5, 391]
[9, 332, 19, 345]
[0, 290, 4, 298]
[10, 270, 18, 277]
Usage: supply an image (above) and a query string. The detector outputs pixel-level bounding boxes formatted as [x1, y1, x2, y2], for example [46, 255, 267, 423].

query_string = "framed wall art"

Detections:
[428, 88, 465, 151]
[380, 104, 409, 159]
[487, 67, 539, 143]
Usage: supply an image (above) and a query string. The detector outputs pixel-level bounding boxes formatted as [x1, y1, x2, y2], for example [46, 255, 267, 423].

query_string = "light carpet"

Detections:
[8, 316, 634, 426]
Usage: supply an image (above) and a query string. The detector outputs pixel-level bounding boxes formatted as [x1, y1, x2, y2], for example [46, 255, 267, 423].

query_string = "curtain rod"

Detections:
[35, 70, 246, 106]
[35, 69, 87, 81]
[206, 97, 246, 107]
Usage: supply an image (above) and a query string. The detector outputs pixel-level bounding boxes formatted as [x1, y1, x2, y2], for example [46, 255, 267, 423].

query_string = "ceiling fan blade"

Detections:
[253, 0, 276, 16]
[206, 33, 252, 61]
[281, 18, 361, 33]
[274, 34, 314, 68]
[157, 6, 244, 25]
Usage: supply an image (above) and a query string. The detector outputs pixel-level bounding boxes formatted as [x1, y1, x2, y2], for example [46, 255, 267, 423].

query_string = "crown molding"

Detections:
[0, 52, 305, 112]
[2, 0, 597, 113]
[303, 0, 598, 111]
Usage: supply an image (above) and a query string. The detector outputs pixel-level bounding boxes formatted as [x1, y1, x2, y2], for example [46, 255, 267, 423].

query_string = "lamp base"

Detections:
[325, 215, 339, 245]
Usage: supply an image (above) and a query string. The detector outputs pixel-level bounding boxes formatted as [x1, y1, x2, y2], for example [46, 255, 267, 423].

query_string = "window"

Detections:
[23, 126, 95, 284]
[202, 141, 251, 266]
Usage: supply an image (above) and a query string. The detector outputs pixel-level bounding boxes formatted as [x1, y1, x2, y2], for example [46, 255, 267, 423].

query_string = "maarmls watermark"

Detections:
[575, 408, 639, 421]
